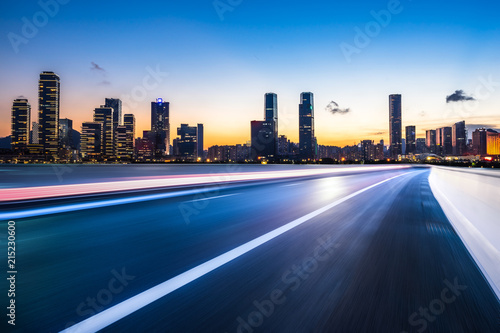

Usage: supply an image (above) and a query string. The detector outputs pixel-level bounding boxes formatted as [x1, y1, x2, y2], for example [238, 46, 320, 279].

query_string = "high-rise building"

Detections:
[116, 114, 135, 160]
[389, 94, 402, 158]
[265, 93, 278, 156]
[452, 121, 466, 156]
[436, 127, 452, 156]
[31, 122, 39, 144]
[278, 135, 290, 156]
[251, 120, 275, 160]
[175, 124, 200, 160]
[151, 98, 170, 157]
[486, 130, 500, 155]
[38, 71, 60, 157]
[11, 98, 31, 153]
[105, 98, 122, 154]
[93, 107, 114, 157]
[196, 124, 204, 159]
[416, 138, 426, 154]
[59, 118, 73, 149]
[472, 128, 487, 156]
[426, 130, 436, 154]
[405, 125, 416, 155]
[299, 92, 315, 160]
[81, 122, 102, 159]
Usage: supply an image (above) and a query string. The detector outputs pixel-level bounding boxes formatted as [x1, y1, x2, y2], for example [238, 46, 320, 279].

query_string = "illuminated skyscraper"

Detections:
[31, 122, 39, 144]
[405, 125, 416, 155]
[151, 98, 170, 157]
[389, 94, 402, 158]
[486, 130, 500, 155]
[116, 114, 135, 160]
[176, 124, 198, 160]
[11, 98, 31, 153]
[38, 71, 60, 157]
[265, 93, 278, 156]
[196, 124, 204, 159]
[299, 92, 315, 160]
[105, 98, 122, 155]
[472, 128, 487, 155]
[59, 118, 73, 149]
[436, 127, 452, 156]
[452, 121, 466, 156]
[251, 120, 275, 160]
[93, 107, 114, 157]
[81, 122, 102, 159]
[426, 130, 436, 154]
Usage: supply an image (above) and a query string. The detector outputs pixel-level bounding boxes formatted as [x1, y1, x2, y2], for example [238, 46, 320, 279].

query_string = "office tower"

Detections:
[416, 138, 426, 154]
[11, 98, 31, 153]
[93, 107, 114, 157]
[124, 114, 135, 158]
[38, 71, 60, 157]
[265, 93, 278, 156]
[361, 140, 375, 161]
[31, 122, 39, 144]
[472, 128, 487, 156]
[196, 124, 204, 159]
[299, 92, 315, 160]
[486, 129, 500, 155]
[426, 130, 436, 154]
[405, 126, 416, 155]
[436, 127, 452, 156]
[81, 122, 102, 159]
[176, 124, 198, 159]
[251, 120, 275, 160]
[59, 118, 73, 149]
[151, 98, 170, 157]
[389, 94, 402, 158]
[278, 135, 289, 156]
[452, 121, 466, 156]
[105, 98, 122, 154]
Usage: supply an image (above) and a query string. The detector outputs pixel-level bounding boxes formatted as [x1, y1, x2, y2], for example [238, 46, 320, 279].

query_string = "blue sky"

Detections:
[1, 0, 499, 146]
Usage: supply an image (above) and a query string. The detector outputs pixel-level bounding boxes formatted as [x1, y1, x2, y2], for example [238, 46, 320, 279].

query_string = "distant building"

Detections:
[416, 138, 426, 154]
[251, 120, 275, 161]
[389, 94, 402, 158]
[176, 124, 201, 160]
[426, 130, 436, 154]
[265, 93, 278, 156]
[151, 98, 170, 157]
[452, 121, 466, 156]
[405, 125, 416, 155]
[196, 124, 204, 159]
[486, 130, 500, 155]
[38, 71, 60, 157]
[472, 128, 487, 156]
[135, 136, 154, 161]
[207, 144, 250, 162]
[81, 122, 102, 159]
[59, 118, 73, 149]
[93, 107, 114, 157]
[31, 122, 39, 144]
[105, 98, 122, 154]
[11, 98, 31, 153]
[299, 92, 315, 160]
[436, 127, 452, 156]
[278, 135, 290, 156]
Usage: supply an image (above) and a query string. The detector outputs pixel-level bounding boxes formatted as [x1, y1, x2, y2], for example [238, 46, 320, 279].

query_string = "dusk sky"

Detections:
[1, 0, 499, 147]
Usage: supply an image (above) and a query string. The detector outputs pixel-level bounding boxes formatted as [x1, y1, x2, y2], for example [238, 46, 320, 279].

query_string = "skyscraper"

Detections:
[105, 98, 122, 155]
[251, 120, 275, 160]
[59, 118, 73, 149]
[299, 92, 315, 160]
[176, 124, 198, 160]
[452, 121, 466, 156]
[11, 98, 31, 153]
[31, 122, 39, 144]
[426, 130, 436, 154]
[93, 107, 114, 157]
[81, 122, 102, 159]
[116, 114, 135, 160]
[265, 93, 278, 156]
[38, 71, 60, 157]
[405, 125, 416, 155]
[389, 94, 402, 158]
[486, 130, 500, 155]
[196, 123, 204, 159]
[151, 98, 170, 157]
[472, 128, 487, 156]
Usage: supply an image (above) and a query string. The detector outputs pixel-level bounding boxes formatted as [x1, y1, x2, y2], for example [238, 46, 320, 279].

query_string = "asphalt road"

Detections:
[2, 167, 499, 332]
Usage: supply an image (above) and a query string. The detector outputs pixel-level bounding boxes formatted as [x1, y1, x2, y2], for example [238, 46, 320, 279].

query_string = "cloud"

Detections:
[90, 62, 106, 72]
[446, 90, 475, 103]
[371, 131, 386, 135]
[99, 80, 111, 86]
[326, 101, 350, 115]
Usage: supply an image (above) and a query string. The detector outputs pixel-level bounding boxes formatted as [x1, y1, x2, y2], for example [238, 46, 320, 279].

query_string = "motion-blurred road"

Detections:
[1, 166, 499, 332]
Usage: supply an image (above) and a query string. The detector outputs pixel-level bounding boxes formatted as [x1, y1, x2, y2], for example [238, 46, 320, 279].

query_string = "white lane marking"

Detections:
[60, 172, 410, 333]
[184, 193, 240, 203]
[282, 183, 300, 187]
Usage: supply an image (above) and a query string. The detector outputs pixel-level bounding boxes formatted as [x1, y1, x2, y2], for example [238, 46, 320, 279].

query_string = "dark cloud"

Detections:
[326, 101, 350, 115]
[446, 90, 475, 103]
[99, 80, 111, 86]
[90, 62, 106, 72]
[372, 131, 386, 135]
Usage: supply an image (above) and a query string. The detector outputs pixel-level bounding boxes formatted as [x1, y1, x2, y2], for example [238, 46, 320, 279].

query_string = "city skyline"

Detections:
[1, 1, 500, 147]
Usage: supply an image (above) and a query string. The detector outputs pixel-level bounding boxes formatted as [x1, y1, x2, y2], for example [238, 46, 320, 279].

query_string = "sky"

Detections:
[1, 0, 500, 148]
